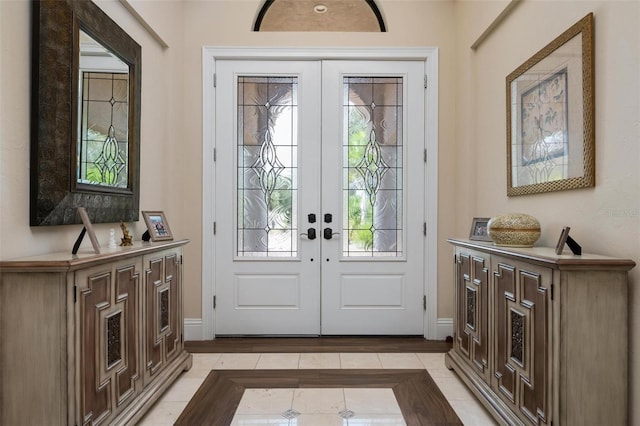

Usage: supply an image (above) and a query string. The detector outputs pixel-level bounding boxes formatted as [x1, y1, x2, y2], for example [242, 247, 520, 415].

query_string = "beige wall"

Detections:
[0, 0, 185, 257]
[180, 0, 459, 320]
[1, 0, 639, 421]
[455, 0, 640, 422]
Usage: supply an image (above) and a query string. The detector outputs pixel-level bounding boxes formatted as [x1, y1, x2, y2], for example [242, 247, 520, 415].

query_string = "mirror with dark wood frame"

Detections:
[31, 0, 141, 225]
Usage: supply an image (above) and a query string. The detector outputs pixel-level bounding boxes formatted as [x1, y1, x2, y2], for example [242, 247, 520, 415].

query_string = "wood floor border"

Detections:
[175, 369, 462, 426]
[185, 336, 452, 353]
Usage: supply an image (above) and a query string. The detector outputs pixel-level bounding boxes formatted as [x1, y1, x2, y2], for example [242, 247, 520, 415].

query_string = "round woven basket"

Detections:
[487, 213, 541, 247]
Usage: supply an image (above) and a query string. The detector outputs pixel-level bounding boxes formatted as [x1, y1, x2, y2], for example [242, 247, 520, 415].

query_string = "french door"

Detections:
[208, 55, 431, 335]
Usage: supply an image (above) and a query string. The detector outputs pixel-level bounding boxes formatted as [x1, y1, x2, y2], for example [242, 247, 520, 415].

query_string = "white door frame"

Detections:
[202, 47, 439, 339]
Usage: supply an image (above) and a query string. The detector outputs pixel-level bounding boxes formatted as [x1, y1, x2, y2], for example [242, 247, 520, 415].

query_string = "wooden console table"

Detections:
[0, 240, 192, 425]
[446, 238, 635, 425]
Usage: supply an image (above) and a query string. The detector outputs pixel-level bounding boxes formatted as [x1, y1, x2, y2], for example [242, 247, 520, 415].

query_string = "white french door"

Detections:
[214, 60, 322, 334]
[320, 61, 425, 334]
[204, 50, 438, 336]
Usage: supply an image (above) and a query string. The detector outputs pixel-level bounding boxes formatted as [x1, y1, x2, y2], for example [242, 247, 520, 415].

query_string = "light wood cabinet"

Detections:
[446, 239, 635, 426]
[0, 240, 192, 425]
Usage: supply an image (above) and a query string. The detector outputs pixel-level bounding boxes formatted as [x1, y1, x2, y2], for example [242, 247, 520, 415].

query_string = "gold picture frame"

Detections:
[142, 211, 174, 241]
[507, 13, 594, 196]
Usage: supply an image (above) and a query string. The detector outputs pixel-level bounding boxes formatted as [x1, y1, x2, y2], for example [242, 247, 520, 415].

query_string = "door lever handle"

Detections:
[301, 228, 317, 240]
[323, 227, 340, 240]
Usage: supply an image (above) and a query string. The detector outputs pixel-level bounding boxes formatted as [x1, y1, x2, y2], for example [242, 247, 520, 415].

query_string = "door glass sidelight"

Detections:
[343, 77, 403, 257]
[237, 76, 298, 257]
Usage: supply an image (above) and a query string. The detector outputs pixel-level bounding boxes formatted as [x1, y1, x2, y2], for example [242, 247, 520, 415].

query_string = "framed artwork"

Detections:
[507, 13, 594, 196]
[77, 207, 101, 254]
[142, 211, 173, 241]
[519, 68, 568, 166]
[469, 217, 491, 242]
[555, 226, 571, 254]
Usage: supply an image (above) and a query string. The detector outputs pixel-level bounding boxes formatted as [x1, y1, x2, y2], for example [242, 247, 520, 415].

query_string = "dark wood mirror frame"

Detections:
[31, 0, 141, 226]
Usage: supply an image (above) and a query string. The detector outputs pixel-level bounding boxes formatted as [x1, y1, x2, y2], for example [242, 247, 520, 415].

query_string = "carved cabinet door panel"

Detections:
[143, 248, 184, 382]
[75, 258, 143, 426]
[454, 250, 490, 380]
[491, 257, 552, 425]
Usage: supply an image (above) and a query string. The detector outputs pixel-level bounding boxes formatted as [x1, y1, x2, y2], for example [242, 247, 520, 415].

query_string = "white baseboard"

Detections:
[184, 318, 454, 342]
[184, 318, 203, 341]
[435, 318, 453, 341]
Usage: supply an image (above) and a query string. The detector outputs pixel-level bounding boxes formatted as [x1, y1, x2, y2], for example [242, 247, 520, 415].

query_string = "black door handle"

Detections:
[324, 227, 340, 240]
[302, 228, 316, 240]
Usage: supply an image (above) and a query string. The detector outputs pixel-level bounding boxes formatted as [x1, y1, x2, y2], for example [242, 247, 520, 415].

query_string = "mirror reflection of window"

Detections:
[77, 30, 130, 189]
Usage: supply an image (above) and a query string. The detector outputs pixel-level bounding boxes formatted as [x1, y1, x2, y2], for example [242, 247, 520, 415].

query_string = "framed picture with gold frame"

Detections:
[142, 211, 173, 241]
[507, 13, 594, 196]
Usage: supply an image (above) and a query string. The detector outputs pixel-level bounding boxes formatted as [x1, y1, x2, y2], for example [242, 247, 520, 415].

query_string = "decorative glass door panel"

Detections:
[237, 76, 298, 258]
[343, 77, 403, 257]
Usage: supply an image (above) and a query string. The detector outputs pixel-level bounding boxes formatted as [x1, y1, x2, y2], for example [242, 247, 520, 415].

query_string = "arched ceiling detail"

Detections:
[254, 0, 386, 32]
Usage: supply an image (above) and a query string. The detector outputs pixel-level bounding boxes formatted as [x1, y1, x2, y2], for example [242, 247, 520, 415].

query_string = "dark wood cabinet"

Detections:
[491, 257, 551, 425]
[143, 249, 184, 382]
[0, 240, 192, 425]
[454, 251, 490, 381]
[76, 258, 143, 425]
[447, 239, 634, 426]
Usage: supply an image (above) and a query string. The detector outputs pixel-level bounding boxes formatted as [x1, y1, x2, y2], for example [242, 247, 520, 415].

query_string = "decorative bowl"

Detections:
[487, 213, 541, 247]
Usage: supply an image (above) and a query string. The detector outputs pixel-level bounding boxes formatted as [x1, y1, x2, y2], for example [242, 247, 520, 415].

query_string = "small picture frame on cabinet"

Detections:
[469, 217, 492, 241]
[555, 226, 571, 254]
[142, 211, 174, 241]
[75, 207, 100, 254]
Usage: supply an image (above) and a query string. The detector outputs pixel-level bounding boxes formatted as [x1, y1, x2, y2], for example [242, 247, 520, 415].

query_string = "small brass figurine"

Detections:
[120, 222, 133, 246]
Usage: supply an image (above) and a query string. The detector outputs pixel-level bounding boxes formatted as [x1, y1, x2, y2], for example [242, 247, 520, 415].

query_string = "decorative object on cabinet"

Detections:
[0, 240, 192, 425]
[469, 217, 492, 241]
[31, 0, 141, 226]
[487, 212, 541, 247]
[142, 211, 174, 241]
[120, 221, 134, 246]
[109, 228, 118, 248]
[506, 13, 594, 196]
[554, 226, 582, 255]
[446, 238, 634, 426]
[73, 207, 101, 254]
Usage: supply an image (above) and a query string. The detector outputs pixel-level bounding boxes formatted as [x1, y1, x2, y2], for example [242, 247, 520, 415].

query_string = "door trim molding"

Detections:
[202, 47, 439, 340]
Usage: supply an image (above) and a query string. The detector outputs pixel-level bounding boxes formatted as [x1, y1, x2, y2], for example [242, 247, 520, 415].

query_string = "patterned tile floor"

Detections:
[137, 353, 497, 425]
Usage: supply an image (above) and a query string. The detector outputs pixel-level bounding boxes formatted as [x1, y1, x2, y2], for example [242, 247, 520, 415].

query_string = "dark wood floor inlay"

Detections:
[185, 336, 452, 353]
[175, 369, 462, 426]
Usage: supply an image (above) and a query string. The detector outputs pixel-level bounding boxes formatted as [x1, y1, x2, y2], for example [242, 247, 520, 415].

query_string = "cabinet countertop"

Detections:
[0, 239, 190, 272]
[448, 238, 635, 271]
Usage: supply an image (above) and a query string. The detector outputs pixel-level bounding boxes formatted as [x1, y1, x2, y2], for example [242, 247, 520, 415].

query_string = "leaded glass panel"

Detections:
[237, 76, 298, 257]
[77, 71, 129, 188]
[343, 76, 403, 257]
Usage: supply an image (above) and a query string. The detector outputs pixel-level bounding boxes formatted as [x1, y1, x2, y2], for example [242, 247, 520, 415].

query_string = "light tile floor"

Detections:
[137, 353, 497, 425]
